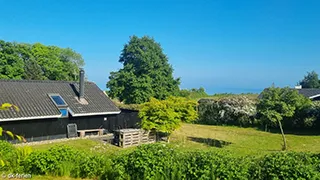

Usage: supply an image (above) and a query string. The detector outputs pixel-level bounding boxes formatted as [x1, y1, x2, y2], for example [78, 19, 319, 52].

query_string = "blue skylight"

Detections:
[49, 95, 67, 106]
[59, 108, 68, 117]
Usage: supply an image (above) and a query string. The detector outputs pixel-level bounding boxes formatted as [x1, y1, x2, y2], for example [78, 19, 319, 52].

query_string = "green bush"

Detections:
[0, 140, 19, 172]
[24, 145, 111, 179]
[4, 143, 320, 180]
[198, 96, 256, 127]
[24, 145, 85, 176]
[251, 152, 320, 179]
[76, 154, 111, 178]
[106, 143, 182, 180]
[182, 151, 250, 180]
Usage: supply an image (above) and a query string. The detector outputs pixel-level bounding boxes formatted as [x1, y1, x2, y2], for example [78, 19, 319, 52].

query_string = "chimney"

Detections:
[295, 85, 302, 89]
[79, 68, 85, 99]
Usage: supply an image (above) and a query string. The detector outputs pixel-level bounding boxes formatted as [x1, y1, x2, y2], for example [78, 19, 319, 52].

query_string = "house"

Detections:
[0, 69, 140, 142]
[258, 85, 320, 101]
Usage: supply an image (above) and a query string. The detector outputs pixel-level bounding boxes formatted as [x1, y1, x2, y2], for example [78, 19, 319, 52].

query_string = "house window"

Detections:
[59, 108, 68, 117]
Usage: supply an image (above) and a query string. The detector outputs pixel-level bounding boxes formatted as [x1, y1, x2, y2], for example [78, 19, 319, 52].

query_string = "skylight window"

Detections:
[49, 94, 67, 107]
[59, 108, 68, 117]
[48, 94, 69, 118]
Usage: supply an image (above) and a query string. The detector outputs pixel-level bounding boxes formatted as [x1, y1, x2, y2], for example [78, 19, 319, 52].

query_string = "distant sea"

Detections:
[205, 87, 263, 95]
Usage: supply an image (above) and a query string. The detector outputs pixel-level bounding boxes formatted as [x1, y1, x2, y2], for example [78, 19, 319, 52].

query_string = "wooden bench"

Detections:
[77, 129, 104, 138]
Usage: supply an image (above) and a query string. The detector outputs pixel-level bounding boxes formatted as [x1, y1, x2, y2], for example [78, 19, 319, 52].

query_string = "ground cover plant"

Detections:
[1, 123, 316, 180]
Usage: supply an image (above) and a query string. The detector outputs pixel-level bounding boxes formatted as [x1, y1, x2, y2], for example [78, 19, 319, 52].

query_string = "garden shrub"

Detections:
[7, 143, 320, 179]
[106, 143, 182, 180]
[24, 145, 85, 176]
[251, 152, 320, 179]
[0, 140, 19, 172]
[182, 151, 250, 180]
[198, 96, 256, 126]
[76, 154, 112, 178]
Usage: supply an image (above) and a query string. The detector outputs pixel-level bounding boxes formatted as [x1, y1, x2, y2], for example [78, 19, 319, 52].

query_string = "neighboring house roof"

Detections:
[0, 79, 120, 121]
[296, 89, 320, 99]
[258, 88, 320, 100]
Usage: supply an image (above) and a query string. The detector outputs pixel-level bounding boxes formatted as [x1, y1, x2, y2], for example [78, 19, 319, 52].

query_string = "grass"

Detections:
[27, 138, 134, 156]
[28, 123, 320, 158]
[170, 123, 320, 157]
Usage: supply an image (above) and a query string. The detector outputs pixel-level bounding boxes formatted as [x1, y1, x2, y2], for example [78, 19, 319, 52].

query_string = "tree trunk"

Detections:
[277, 119, 287, 151]
[166, 132, 170, 143]
[265, 124, 268, 132]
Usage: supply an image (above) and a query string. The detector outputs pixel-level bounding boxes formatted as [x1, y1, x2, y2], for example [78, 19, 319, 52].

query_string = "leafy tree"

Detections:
[299, 71, 320, 88]
[0, 41, 25, 79]
[107, 35, 180, 104]
[178, 87, 209, 99]
[138, 97, 198, 142]
[257, 86, 311, 150]
[0, 40, 84, 81]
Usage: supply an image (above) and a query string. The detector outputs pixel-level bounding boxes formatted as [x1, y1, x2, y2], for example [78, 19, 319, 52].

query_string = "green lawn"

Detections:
[170, 123, 320, 156]
[25, 137, 134, 156]
[27, 123, 320, 158]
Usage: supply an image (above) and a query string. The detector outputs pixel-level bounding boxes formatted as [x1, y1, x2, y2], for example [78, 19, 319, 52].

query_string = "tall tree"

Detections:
[0, 40, 84, 81]
[257, 86, 311, 151]
[107, 35, 180, 104]
[299, 71, 320, 88]
[0, 41, 25, 79]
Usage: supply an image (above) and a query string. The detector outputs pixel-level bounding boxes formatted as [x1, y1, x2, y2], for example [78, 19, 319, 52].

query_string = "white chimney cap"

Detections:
[295, 85, 302, 89]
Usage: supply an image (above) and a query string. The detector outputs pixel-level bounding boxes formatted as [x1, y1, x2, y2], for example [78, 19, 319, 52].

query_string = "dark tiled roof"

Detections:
[297, 89, 320, 98]
[258, 88, 320, 99]
[0, 79, 120, 120]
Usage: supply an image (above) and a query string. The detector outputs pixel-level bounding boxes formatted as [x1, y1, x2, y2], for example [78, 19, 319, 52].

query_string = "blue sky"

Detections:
[0, 0, 319, 94]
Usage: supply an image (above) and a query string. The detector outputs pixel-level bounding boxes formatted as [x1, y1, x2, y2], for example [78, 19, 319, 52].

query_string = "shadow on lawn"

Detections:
[187, 137, 232, 148]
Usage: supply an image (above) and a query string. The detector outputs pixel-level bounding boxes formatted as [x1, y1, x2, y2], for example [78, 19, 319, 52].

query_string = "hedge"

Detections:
[1, 142, 320, 179]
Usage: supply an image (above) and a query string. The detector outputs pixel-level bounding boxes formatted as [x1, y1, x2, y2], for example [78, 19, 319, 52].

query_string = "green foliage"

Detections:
[182, 151, 250, 180]
[112, 98, 141, 111]
[257, 86, 312, 128]
[76, 154, 111, 178]
[106, 35, 180, 104]
[139, 97, 198, 135]
[24, 145, 109, 178]
[24, 145, 85, 176]
[257, 86, 312, 150]
[178, 87, 209, 99]
[251, 152, 320, 179]
[0, 142, 320, 179]
[103, 143, 320, 180]
[299, 71, 320, 88]
[198, 96, 257, 126]
[0, 40, 84, 81]
[0, 140, 19, 171]
[107, 143, 182, 180]
[139, 98, 181, 135]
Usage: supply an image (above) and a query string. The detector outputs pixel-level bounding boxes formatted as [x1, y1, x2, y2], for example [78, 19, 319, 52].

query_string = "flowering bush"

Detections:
[198, 96, 257, 126]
